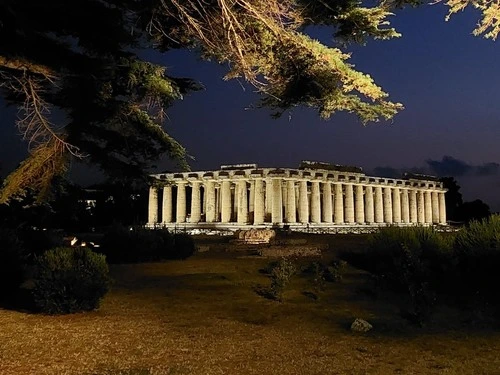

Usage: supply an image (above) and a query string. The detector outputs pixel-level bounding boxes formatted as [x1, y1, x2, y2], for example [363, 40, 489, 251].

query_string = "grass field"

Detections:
[1, 235, 500, 375]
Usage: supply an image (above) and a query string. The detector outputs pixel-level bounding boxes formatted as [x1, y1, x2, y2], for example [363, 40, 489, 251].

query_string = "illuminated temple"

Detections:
[147, 162, 447, 232]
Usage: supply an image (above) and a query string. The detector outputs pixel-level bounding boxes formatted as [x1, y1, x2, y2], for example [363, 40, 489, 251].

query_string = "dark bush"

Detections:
[367, 226, 453, 288]
[171, 233, 196, 260]
[268, 258, 296, 301]
[32, 247, 111, 314]
[366, 227, 453, 324]
[100, 225, 194, 263]
[453, 215, 500, 299]
[19, 229, 63, 262]
[0, 228, 28, 299]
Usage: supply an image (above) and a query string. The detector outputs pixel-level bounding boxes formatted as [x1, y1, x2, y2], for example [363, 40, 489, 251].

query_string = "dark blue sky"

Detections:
[1, 3, 500, 209]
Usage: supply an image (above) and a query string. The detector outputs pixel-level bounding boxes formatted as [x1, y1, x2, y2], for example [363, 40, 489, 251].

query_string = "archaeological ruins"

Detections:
[147, 162, 447, 233]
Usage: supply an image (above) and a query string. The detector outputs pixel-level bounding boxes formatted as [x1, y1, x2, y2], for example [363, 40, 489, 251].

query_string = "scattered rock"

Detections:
[197, 245, 210, 253]
[350, 318, 373, 333]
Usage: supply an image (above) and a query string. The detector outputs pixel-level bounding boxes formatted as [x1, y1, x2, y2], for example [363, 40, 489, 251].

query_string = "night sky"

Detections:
[1, 4, 500, 210]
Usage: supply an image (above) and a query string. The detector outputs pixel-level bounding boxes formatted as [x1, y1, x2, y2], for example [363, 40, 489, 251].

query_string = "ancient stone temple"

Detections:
[147, 162, 447, 232]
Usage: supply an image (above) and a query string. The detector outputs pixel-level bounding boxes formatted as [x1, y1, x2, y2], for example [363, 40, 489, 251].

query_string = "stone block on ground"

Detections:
[234, 229, 276, 244]
[350, 318, 373, 333]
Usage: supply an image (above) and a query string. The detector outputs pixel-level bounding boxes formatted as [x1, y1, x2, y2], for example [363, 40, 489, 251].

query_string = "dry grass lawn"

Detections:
[1, 237, 500, 375]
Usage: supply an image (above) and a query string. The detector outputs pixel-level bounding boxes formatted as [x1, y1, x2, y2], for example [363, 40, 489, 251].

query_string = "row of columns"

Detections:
[148, 179, 446, 226]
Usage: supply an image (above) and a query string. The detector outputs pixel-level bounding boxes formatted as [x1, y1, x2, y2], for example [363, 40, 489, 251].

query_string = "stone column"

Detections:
[409, 190, 418, 223]
[190, 182, 201, 223]
[334, 183, 344, 224]
[383, 187, 393, 224]
[417, 190, 425, 224]
[310, 181, 321, 223]
[162, 185, 172, 223]
[282, 184, 287, 215]
[424, 190, 432, 224]
[431, 191, 440, 223]
[355, 185, 365, 224]
[176, 182, 187, 223]
[265, 179, 273, 221]
[148, 186, 158, 225]
[237, 180, 248, 224]
[215, 186, 220, 222]
[221, 180, 232, 223]
[439, 192, 447, 224]
[205, 181, 216, 223]
[271, 178, 283, 223]
[286, 180, 297, 223]
[249, 181, 255, 216]
[401, 189, 410, 224]
[298, 180, 309, 224]
[322, 182, 333, 223]
[254, 179, 265, 225]
[392, 187, 401, 223]
[345, 184, 355, 224]
[364, 185, 374, 223]
[374, 186, 384, 223]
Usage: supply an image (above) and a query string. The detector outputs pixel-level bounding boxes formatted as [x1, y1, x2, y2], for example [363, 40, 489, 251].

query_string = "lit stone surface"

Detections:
[383, 187, 393, 224]
[254, 179, 265, 225]
[221, 180, 231, 223]
[401, 189, 410, 224]
[432, 191, 440, 224]
[409, 190, 418, 223]
[148, 163, 447, 231]
[286, 180, 297, 223]
[334, 183, 344, 224]
[205, 181, 216, 223]
[298, 180, 309, 224]
[344, 184, 355, 224]
[364, 185, 374, 224]
[425, 191, 433, 224]
[272, 178, 283, 223]
[237, 180, 248, 224]
[439, 192, 447, 224]
[176, 182, 187, 223]
[162, 185, 172, 223]
[148, 186, 158, 225]
[392, 187, 401, 223]
[191, 182, 201, 223]
[311, 181, 321, 224]
[417, 190, 425, 224]
[355, 185, 365, 224]
[322, 182, 333, 223]
[374, 186, 384, 224]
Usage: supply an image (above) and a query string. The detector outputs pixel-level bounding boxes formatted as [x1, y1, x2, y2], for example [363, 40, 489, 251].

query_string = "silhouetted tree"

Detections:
[440, 177, 463, 222]
[457, 199, 491, 223]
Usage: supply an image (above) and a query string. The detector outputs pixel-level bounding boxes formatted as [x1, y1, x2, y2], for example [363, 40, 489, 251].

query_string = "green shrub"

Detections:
[367, 226, 452, 286]
[325, 259, 347, 282]
[454, 215, 500, 298]
[0, 228, 28, 299]
[268, 258, 296, 301]
[366, 227, 452, 324]
[32, 247, 111, 314]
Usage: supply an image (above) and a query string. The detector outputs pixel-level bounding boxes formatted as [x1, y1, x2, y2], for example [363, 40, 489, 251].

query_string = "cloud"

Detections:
[425, 156, 471, 177]
[425, 156, 500, 177]
[369, 156, 500, 179]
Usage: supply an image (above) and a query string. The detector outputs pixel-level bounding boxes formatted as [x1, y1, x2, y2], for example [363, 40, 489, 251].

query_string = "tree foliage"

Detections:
[0, 0, 496, 202]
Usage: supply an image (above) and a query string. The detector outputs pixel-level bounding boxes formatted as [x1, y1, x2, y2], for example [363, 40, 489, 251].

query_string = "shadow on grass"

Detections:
[0, 286, 37, 313]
